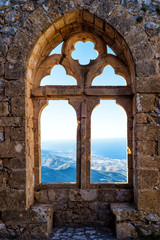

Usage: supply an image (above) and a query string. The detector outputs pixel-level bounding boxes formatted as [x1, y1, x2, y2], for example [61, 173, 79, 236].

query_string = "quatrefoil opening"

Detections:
[71, 41, 98, 65]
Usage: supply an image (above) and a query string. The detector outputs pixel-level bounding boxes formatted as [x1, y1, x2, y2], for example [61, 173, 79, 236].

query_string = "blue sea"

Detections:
[41, 138, 126, 159]
[41, 138, 127, 183]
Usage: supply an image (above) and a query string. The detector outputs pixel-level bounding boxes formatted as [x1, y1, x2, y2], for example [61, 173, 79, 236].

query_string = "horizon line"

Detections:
[41, 137, 127, 142]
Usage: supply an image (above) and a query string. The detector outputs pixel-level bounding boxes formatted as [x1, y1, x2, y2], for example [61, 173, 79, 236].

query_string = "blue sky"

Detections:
[41, 42, 127, 140]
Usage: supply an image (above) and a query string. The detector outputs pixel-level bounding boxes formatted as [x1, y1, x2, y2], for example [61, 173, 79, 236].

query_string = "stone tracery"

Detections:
[32, 30, 133, 189]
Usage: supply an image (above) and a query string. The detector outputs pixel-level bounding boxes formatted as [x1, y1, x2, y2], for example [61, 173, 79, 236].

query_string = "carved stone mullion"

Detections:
[69, 97, 99, 189]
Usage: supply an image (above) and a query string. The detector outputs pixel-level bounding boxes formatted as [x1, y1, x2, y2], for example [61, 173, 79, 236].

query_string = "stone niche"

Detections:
[0, 0, 160, 239]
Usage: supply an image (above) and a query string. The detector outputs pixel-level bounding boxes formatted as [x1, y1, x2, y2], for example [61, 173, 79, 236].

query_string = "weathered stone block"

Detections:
[136, 125, 158, 141]
[44, 24, 56, 43]
[116, 222, 138, 239]
[0, 117, 22, 127]
[14, 31, 34, 58]
[5, 9, 20, 23]
[136, 61, 156, 77]
[2, 210, 29, 222]
[34, 190, 48, 203]
[42, 0, 61, 22]
[0, 25, 17, 35]
[60, 25, 74, 39]
[136, 93, 155, 113]
[54, 17, 65, 30]
[5, 62, 25, 80]
[116, 16, 135, 37]
[105, 22, 115, 40]
[125, 28, 147, 48]
[145, 21, 160, 37]
[112, 205, 137, 223]
[0, 102, 9, 116]
[98, 190, 117, 202]
[136, 113, 153, 124]
[5, 127, 25, 141]
[22, 2, 35, 11]
[136, 76, 160, 93]
[137, 169, 159, 189]
[0, 42, 8, 63]
[23, 19, 43, 41]
[136, 140, 157, 156]
[11, 97, 25, 116]
[0, 189, 25, 211]
[69, 189, 97, 202]
[0, 0, 10, 10]
[132, 43, 154, 63]
[83, 10, 94, 23]
[64, 10, 78, 25]
[137, 190, 160, 211]
[116, 189, 133, 202]
[7, 44, 23, 62]
[3, 157, 26, 169]
[81, 190, 97, 201]
[48, 189, 68, 203]
[0, 141, 25, 158]
[30, 204, 53, 223]
[135, 155, 160, 169]
[26, 223, 52, 239]
[8, 169, 26, 189]
[0, 64, 4, 76]
[1, 204, 53, 238]
[28, 7, 51, 32]
[95, 16, 103, 29]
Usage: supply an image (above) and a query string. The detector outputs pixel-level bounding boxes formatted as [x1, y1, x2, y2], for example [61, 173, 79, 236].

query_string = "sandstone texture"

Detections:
[0, 0, 159, 239]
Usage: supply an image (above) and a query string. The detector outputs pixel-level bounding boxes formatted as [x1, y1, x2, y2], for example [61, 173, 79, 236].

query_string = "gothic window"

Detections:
[32, 31, 133, 189]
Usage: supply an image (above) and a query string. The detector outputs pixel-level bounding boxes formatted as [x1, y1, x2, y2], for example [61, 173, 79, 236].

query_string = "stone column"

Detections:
[69, 97, 99, 189]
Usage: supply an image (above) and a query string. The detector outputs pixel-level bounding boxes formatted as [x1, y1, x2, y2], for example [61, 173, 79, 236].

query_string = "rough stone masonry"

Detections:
[0, 0, 160, 239]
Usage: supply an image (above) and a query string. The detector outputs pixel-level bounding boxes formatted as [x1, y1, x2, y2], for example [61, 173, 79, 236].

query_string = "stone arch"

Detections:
[26, 10, 136, 88]
[22, 9, 137, 209]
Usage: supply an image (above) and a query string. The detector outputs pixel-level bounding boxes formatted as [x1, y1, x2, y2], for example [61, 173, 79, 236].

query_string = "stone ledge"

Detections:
[111, 203, 136, 221]
[111, 203, 139, 239]
[0, 204, 54, 239]
[111, 203, 160, 239]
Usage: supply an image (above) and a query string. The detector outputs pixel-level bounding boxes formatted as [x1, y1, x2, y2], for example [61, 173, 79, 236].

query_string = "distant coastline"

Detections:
[41, 138, 127, 183]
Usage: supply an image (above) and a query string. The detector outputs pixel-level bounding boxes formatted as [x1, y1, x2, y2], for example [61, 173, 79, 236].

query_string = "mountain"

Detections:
[41, 138, 127, 183]
[41, 165, 126, 183]
[42, 166, 76, 182]
[91, 169, 126, 183]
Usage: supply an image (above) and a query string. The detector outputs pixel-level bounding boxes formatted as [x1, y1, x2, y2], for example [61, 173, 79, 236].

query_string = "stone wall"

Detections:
[35, 188, 133, 227]
[0, 0, 160, 238]
[111, 203, 160, 238]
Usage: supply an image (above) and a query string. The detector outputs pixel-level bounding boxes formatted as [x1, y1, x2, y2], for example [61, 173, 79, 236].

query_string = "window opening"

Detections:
[92, 65, 127, 86]
[71, 41, 98, 65]
[32, 30, 133, 187]
[49, 42, 63, 55]
[41, 100, 77, 183]
[107, 46, 116, 55]
[40, 65, 77, 86]
[91, 100, 127, 183]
